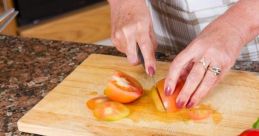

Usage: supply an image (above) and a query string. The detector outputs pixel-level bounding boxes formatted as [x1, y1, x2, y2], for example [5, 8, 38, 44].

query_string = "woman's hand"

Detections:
[164, 0, 259, 108]
[108, 0, 157, 76]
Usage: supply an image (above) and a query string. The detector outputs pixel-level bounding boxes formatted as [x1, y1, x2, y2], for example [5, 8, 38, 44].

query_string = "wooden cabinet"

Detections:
[19, 2, 111, 43]
[0, 0, 17, 35]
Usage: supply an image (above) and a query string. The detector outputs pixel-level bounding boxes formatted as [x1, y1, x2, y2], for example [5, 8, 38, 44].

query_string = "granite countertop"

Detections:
[0, 35, 258, 136]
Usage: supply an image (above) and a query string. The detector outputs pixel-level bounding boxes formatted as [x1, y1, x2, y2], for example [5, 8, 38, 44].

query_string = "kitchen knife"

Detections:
[137, 44, 166, 111]
[136, 44, 156, 81]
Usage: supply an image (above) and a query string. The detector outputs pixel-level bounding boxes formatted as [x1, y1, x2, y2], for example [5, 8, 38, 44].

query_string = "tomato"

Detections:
[93, 101, 130, 121]
[188, 108, 212, 120]
[86, 96, 109, 110]
[155, 79, 184, 112]
[239, 129, 259, 136]
[150, 86, 166, 112]
[104, 71, 144, 103]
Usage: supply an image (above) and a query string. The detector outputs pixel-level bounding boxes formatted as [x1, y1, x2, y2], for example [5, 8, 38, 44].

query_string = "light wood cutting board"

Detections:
[18, 54, 259, 136]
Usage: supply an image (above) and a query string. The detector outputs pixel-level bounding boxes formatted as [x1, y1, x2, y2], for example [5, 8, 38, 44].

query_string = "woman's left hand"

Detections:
[164, 14, 247, 108]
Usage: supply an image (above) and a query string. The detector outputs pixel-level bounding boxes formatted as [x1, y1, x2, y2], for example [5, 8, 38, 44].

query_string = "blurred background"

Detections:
[0, 0, 112, 45]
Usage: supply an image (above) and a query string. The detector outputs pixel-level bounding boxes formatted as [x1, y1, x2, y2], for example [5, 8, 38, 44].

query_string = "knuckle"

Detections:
[138, 36, 148, 46]
[113, 31, 123, 41]
[172, 56, 181, 65]
[122, 25, 134, 34]
[179, 90, 191, 100]
[112, 31, 125, 48]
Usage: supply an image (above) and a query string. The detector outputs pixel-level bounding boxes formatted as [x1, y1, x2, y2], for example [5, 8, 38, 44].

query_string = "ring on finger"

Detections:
[208, 66, 221, 76]
[198, 57, 208, 70]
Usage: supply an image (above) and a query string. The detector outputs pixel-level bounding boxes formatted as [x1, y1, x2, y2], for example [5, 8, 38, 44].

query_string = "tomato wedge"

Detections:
[104, 71, 143, 103]
[155, 79, 184, 112]
[86, 96, 109, 110]
[93, 101, 130, 121]
[188, 108, 212, 120]
[150, 86, 166, 112]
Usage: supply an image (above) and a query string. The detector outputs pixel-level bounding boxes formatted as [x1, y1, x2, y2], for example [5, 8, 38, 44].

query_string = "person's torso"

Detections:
[147, 0, 259, 61]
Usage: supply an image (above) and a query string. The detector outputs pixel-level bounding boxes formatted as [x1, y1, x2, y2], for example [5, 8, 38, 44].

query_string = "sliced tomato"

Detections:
[239, 129, 259, 136]
[156, 79, 184, 112]
[150, 86, 166, 112]
[104, 71, 143, 103]
[93, 101, 130, 121]
[86, 96, 109, 110]
[188, 108, 212, 120]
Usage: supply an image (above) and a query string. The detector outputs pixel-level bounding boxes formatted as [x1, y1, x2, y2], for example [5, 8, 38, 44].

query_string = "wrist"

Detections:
[107, 0, 121, 8]
[221, 0, 259, 47]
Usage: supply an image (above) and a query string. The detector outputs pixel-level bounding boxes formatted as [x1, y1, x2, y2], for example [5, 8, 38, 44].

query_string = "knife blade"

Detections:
[137, 44, 166, 111]
[136, 44, 156, 83]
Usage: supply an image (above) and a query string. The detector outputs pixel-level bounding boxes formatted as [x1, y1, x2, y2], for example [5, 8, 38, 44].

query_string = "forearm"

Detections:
[107, 0, 119, 8]
[220, 0, 259, 45]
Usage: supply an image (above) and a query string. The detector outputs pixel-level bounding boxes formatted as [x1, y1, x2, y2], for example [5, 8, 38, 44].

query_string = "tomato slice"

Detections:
[188, 108, 212, 120]
[93, 101, 130, 121]
[86, 96, 109, 110]
[156, 79, 184, 112]
[150, 86, 166, 112]
[104, 71, 143, 103]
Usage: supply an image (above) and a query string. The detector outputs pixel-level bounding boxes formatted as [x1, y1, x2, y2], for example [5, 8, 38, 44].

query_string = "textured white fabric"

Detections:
[160, 0, 238, 12]
[147, 0, 259, 61]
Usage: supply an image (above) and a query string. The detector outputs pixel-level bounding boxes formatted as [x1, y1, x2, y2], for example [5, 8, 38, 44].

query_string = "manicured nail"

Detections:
[176, 101, 184, 108]
[148, 66, 155, 76]
[165, 86, 172, 96]
[186, 102, 194, 109]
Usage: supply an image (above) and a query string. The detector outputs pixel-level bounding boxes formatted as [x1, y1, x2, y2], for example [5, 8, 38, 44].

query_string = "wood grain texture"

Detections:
[18, 54, 259, 136]
[0, 0, 17, 35]
[19, 2, 110, 43]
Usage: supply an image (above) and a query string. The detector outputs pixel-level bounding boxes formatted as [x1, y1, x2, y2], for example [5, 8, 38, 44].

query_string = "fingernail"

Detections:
[176, 101, 184, 108]
[148, 66, 155, 76]
[165, 86, 172, 96]
[186, 102, 194, 109]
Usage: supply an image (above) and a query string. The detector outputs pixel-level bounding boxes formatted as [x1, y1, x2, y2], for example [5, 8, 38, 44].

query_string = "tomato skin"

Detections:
[104, 71, 143, 103]
[93, 101, 130, 121]
[156, 79, 184, 112]
[86, 96, 109, 110]
[239, 129, 259, 136]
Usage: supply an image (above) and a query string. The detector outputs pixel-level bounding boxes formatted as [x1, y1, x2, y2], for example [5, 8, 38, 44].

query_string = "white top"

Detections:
[146, 0, 259, 61]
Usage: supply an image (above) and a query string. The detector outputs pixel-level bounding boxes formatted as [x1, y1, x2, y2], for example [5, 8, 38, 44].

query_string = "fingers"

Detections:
[112, 27, 139, 65]
[164, 51, 195, 96]
[187, 64, 221, 108]
[112, 25, 157, 72]
[111, 30, 127, 53]
[124, 29, 139, 65]
[176, 61, 208, 108]
[137, 30, 156, 76]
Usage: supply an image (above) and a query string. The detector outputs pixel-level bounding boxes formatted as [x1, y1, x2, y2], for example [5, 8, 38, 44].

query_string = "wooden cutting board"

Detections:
[18, 54, 259, 136]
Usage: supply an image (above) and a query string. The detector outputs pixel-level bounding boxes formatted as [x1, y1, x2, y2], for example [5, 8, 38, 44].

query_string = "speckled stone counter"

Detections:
[0, 35, 258, 136]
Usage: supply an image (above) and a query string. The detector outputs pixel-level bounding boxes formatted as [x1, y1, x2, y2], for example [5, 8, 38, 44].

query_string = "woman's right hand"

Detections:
[108, 0, 157, 76]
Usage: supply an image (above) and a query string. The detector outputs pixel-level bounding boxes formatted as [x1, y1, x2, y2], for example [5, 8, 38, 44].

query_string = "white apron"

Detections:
[147, 0, 259, 61]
